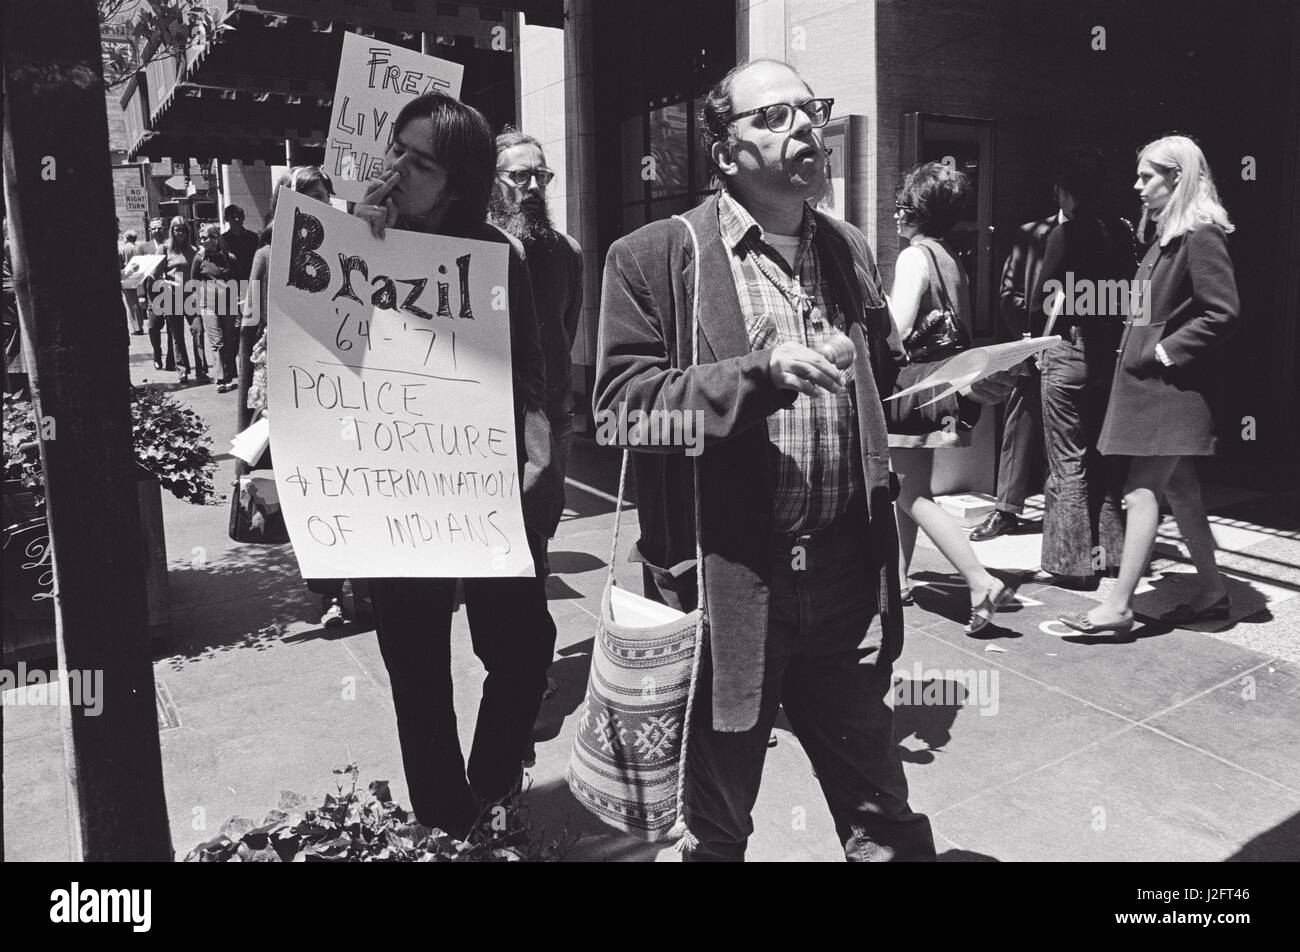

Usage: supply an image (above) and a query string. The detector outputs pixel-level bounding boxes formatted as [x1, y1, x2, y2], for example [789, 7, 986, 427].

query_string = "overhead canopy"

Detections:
[121, 0, 557, 164]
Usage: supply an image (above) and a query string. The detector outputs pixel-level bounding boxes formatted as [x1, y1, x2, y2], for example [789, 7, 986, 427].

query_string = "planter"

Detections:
[2, 469, 170, 662]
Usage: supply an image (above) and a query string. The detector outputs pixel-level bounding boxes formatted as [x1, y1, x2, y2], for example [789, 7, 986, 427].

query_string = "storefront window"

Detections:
[601, 0, 733, 237]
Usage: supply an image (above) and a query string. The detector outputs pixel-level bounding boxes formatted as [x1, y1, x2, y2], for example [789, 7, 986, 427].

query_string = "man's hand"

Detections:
[815, 329, 855, 371]
[353, 163, 403, 239]
[768, 341, 846, 396]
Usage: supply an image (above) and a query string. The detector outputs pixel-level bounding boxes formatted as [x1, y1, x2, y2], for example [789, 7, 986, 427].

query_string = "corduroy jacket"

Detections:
[594, 193, 905, 732]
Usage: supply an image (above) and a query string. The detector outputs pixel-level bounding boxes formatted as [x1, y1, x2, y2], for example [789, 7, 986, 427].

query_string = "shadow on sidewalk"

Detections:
[1225, 809, 1300, 861]
[516, 775, 666, 862]
[158, 543, 323, 665]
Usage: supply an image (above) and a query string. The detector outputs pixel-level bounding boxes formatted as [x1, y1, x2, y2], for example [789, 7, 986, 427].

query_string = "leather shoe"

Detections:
[965, 579, 1018, 635]
[970, 510, 1021, 542]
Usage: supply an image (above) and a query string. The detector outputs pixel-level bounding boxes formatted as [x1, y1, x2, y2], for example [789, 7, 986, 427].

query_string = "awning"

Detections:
[120, 0, 557, 163]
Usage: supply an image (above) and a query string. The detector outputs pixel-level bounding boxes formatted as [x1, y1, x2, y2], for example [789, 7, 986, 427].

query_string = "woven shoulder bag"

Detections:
[566, 216, 706, 843]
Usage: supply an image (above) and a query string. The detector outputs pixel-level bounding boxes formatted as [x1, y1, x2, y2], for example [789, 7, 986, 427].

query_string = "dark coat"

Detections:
[594, 193, 905, 732]
[1098, 224, 1239, 457]
[999, 215, 1057, 338]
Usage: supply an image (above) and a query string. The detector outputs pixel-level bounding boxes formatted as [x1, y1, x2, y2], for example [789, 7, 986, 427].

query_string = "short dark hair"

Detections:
[123, 229, 138, 242]
[267, 165, 334, 222]
[495, 125, 545, 160]
[699, 59, 814, 177]
[896, 162, 970, 238]
[1054, 147, 1107, 204]
[223, 204, 245, 219]
[392, 92, 495, 234]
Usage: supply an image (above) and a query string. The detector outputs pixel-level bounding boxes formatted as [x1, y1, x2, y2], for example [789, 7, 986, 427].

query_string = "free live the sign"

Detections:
[327, 32, 464, 203]
[266, 190, 531, 579]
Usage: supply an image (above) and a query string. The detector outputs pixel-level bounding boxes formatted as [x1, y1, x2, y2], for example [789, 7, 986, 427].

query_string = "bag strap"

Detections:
[917, 241, 956, 316]
[601, 214, 707, 849]
[604, 217, 706, 601]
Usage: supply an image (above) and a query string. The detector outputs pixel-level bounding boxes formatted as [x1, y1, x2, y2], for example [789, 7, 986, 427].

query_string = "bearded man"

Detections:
[489, 129, 583, 543]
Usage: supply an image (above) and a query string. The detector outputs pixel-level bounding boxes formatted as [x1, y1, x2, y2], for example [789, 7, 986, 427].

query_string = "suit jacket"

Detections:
[594, 193, 905, 732]
[999, 215, 1057, 337]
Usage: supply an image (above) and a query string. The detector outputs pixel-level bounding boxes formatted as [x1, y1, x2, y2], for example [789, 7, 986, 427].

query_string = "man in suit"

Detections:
[594, 59, 934, 862]
[968, 207, 1058, 541]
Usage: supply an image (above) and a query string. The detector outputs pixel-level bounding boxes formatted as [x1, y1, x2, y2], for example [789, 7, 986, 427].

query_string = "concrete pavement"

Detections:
[3, 330, 1298, 861]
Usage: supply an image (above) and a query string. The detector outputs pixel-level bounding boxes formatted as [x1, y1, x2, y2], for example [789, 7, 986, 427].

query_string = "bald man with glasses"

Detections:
[594, 59, 933, 862]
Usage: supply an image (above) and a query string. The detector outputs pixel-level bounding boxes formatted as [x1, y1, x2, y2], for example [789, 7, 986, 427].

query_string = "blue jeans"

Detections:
[1040, 325, 1126, 576]
[682, 517, 935, 861]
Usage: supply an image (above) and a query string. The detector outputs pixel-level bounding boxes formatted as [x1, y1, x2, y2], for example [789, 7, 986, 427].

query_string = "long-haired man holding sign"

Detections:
[348, 93, 560, 840]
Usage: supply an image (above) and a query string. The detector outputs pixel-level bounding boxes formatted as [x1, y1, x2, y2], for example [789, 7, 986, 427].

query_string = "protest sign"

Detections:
[266, 190, 530, 578]
[326, 32, 465, 203]
[120, 254, 164, 290]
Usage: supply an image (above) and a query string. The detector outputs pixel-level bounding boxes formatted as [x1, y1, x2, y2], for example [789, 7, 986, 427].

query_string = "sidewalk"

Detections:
[4, 331, 1298, 861]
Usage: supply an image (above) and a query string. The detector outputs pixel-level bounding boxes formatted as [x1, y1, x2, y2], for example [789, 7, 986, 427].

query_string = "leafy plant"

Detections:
[99, 0, 231, 90]
[2, 387, 217, 507]
[2, 393, 43, 495]
[185, 764, 578, 863]
[130, 384, 217, 504]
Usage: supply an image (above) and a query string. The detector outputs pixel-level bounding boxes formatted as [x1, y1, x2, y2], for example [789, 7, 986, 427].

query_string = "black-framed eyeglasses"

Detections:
[498, 168, 555, 188]
[895, 202, 915, 213]
[723, 97, 835, 132]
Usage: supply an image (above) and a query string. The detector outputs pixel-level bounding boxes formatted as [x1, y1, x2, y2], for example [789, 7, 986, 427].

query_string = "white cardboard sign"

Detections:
[326, 32, 465, 203]
[266, 190, 530, 578]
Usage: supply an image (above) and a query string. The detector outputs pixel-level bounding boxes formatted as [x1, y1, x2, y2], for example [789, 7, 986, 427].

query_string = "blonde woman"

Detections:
[1060, 135, 1238, 634]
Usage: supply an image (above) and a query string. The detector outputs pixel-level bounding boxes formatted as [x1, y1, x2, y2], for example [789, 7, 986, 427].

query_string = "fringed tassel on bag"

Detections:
[667, 607, 706, 856]
[669, 818, 699, 852]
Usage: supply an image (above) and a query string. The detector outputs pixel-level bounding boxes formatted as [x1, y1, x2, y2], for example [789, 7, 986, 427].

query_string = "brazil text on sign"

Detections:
[327, 32, 465, 203]
[266, 190, 529, 578]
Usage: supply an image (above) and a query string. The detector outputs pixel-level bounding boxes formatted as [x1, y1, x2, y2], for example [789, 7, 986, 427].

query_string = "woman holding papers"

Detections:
[887, 162, 1014, 635]
[352, 92, 559, 840]
[1060, 135, 1239, 634]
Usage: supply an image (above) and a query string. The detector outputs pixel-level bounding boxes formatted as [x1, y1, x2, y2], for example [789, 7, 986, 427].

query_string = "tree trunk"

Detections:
[1, 0, 172, 860]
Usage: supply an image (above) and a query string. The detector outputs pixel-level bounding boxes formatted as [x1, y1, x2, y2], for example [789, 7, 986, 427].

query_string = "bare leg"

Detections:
[1090, 455, 1180, 623]
[892, 451, 925, 584]
[1163, 457, 1227, 606]
[893, 447, 997, 605]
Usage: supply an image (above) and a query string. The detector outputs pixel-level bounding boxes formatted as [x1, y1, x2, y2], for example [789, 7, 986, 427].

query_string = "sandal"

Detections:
[965, 579, 1017, 635]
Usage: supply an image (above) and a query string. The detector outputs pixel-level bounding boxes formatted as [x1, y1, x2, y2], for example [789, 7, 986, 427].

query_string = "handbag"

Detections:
[887, 243, 981, 433]
[228, 456, 290, 544]
[902, 244, 970, 362]
[566, 216, 707, 844]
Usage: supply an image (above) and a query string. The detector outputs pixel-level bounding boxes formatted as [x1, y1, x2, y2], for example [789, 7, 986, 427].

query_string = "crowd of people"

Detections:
[593, 58, 1237, 860]
[103, 56, 1238, 861]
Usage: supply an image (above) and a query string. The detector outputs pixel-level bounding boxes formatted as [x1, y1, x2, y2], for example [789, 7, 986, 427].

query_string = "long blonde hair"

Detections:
[1137, 135, 1234, 246]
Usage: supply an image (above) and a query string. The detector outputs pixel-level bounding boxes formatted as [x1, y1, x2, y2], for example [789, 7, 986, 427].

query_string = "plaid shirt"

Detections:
[717, 190, 861, 533]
